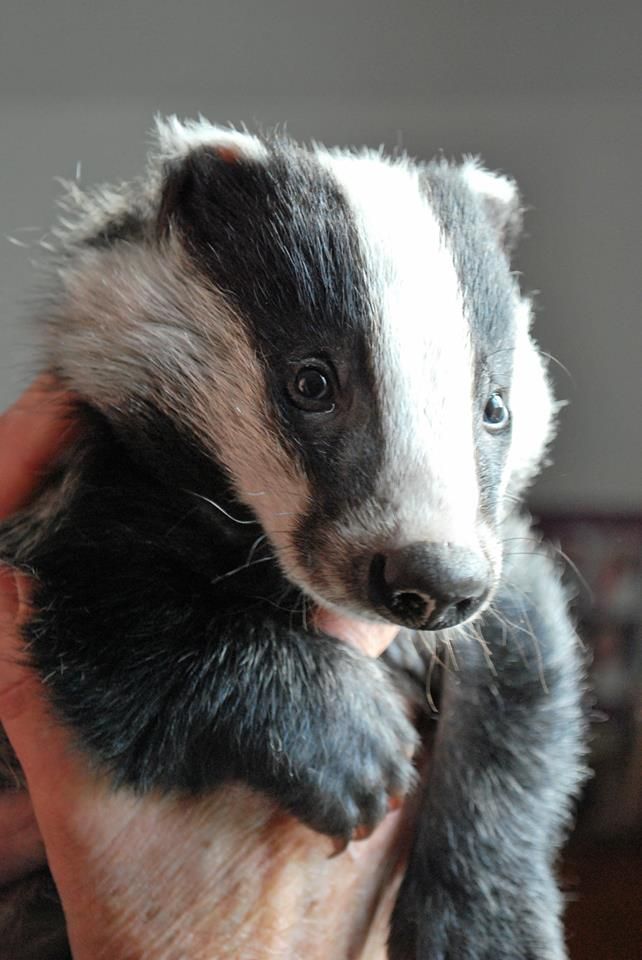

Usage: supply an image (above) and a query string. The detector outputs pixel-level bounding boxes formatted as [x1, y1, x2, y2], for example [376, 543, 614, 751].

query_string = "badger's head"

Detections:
[46, 118, 555, 633]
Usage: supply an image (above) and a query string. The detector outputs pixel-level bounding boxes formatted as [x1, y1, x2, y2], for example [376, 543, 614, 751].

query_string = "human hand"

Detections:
[0, 380, 414, 960]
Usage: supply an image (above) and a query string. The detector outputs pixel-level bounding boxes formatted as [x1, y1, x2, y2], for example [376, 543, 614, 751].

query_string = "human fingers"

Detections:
[0, 375, 78, 885]
[0, 571, 108, 824]
[0, 375, 76, 518]
[313, 604, 399, 657]
[0, 570, 47, 882]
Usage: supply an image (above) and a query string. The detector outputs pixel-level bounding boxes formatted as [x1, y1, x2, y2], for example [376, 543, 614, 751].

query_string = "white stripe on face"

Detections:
[319, 150, 480, 548]
[56, 240, 312, 575]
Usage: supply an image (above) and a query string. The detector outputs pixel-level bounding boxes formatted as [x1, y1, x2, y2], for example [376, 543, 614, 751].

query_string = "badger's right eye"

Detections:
[287, 363, 336, 413]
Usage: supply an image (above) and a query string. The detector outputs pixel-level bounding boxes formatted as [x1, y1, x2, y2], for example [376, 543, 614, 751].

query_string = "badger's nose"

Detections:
[369, 543, 491, 630]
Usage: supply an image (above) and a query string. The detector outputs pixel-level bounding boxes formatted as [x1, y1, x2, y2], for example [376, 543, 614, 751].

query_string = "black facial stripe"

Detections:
[165, 146, 370, 351]
[423, 163, 518, 521]
[164, 142, 385, 515]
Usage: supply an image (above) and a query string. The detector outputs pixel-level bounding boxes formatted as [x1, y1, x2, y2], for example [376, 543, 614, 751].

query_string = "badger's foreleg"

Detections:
[389, 526, 587, 960]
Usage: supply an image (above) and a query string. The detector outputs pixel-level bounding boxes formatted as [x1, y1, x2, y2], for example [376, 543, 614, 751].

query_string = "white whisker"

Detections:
[210, 555, 273, 588]
[245, 533, 268, 566]
[539, 350, 574, 387]
[186, 489, 259, 525]
[502, 536, 593, 602]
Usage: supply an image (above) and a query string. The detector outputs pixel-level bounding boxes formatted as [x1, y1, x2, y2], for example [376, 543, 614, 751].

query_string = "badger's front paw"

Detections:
[264, 654, 418, 842]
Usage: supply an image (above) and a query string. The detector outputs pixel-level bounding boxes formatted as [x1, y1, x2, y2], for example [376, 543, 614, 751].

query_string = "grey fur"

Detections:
[390, 517, 587, 959]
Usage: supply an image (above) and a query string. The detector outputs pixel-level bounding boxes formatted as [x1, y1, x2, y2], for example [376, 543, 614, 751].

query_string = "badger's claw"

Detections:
[266, 650, 418, 844]
[328, 835, 351, 858]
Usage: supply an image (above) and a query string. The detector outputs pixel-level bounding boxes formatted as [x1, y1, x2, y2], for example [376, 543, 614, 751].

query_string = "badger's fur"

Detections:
[0, 118, 586, 959]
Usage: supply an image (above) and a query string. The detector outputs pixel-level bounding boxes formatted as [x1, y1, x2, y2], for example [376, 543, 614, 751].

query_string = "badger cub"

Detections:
[0, 118, 585, 959]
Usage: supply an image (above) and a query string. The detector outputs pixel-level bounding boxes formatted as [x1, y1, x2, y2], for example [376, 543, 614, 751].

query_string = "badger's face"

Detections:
[51, 120, 555, 632]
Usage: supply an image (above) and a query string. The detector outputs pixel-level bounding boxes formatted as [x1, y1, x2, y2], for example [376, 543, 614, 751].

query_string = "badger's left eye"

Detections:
[288, 363, 336, 413]
[483, 392, 510, 431]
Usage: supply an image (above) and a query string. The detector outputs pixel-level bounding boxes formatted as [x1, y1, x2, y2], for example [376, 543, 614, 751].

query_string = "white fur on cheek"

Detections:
[320, 150, 480, 549]
[51, 240, 310, 571]
[506, 299, 556, 497]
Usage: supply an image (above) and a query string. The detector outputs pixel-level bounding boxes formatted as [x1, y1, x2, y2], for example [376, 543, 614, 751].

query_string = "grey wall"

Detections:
[1, 1, 640, 510]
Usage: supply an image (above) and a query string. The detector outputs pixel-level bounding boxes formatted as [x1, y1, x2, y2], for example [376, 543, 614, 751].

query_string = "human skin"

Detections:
[0, 380, 416, 960]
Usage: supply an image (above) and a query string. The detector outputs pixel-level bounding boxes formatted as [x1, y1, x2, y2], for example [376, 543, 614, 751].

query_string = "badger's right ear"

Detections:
[153, 116, 267, 238]
[461, 158, 523, 255]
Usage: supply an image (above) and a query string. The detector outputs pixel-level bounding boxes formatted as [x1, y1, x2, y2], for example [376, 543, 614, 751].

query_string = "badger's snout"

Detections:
[368, 543, 491, 630]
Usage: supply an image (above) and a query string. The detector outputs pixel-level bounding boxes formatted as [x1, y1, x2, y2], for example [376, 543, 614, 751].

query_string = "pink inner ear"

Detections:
[216, 145, 242, 165]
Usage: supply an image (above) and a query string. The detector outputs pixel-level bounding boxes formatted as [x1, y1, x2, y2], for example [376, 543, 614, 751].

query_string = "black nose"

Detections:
[369, 542, 491, 630]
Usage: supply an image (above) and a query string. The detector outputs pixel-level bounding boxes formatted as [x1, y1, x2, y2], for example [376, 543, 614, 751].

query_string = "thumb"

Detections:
[0, 569, 48, 882]
[0, 569, 40, 730]
[0, 570, 102, 816]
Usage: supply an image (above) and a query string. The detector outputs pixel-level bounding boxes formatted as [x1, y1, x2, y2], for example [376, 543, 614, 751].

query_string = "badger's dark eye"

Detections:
[288, 364, 336, 413]
[296, 368, 328, 400]
[483, 392, 510, 431]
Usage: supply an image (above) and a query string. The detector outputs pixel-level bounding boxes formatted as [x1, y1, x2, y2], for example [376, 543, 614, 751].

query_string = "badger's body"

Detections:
[0, 119, 586, 958]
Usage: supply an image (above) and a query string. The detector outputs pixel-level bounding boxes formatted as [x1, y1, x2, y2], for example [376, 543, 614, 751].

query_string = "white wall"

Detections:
[1, 2, 640, 510]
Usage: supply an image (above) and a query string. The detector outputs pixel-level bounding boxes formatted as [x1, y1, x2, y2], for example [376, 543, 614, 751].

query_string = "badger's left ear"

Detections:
[461, 159, 523, 255]
[152, 115, 268, 238]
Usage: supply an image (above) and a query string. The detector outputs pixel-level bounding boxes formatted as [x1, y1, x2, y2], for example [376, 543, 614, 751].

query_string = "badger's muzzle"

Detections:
[368, 542, 491, 630]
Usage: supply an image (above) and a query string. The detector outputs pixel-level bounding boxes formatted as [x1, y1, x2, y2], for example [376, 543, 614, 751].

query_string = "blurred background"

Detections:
[1, 2, 640, 957]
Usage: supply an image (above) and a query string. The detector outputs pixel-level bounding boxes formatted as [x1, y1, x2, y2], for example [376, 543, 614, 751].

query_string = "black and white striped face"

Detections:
[52, 119, 555, 631]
